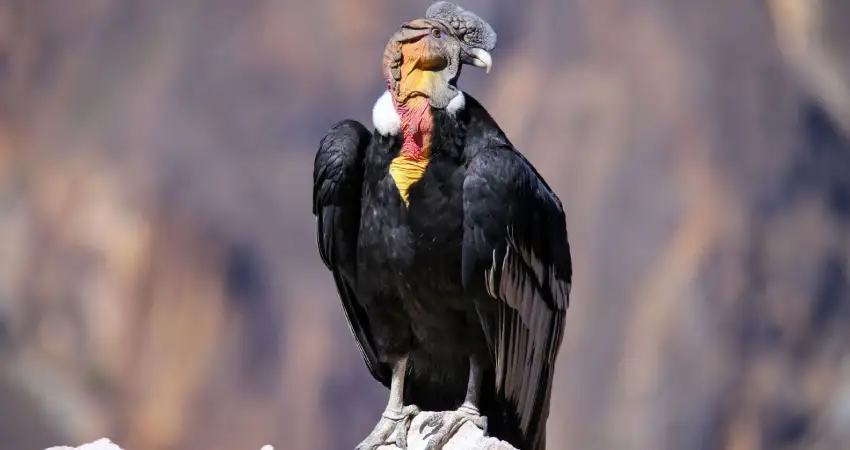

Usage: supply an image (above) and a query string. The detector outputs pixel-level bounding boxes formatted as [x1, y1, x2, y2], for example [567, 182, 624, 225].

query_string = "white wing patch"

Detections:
[372, 91, 401, 135]
[484, 229, 570, 434]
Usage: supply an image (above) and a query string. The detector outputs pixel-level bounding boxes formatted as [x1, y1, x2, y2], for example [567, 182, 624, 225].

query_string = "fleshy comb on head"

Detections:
[425, 1, 497, 52]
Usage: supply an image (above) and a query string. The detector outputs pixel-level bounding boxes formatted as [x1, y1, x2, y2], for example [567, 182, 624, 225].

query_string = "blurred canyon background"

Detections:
[1, 0, 850, 449]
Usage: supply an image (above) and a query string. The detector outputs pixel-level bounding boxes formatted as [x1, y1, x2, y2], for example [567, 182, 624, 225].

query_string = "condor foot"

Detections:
[420, 404, 487, 450]
[355, 405, 420, 450]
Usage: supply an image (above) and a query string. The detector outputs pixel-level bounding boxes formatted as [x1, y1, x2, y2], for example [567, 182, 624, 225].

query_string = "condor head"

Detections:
[382, 2, 496, 109]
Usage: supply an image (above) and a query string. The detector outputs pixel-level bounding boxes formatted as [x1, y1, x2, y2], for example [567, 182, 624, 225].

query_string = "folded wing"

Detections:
[313, 120, 389, 385]
[462, 146, 571, 448]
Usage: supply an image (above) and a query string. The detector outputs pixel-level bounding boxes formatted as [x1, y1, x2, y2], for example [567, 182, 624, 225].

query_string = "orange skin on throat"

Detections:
[387, 39, 445, 205]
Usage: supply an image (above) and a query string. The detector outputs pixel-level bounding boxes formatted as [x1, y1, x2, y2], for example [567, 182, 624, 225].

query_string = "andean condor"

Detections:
[312, 2, 571, 449]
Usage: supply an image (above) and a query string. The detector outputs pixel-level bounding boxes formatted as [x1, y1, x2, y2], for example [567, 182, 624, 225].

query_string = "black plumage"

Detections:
[313, 92, 571, 449]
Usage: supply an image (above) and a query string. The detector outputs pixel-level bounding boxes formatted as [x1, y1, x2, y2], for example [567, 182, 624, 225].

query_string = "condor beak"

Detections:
[467, 48, 492, 74]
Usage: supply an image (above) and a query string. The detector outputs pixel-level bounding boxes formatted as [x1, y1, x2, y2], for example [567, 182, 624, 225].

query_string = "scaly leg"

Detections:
[421, 357, 487, 450]
[355, 355, 420, 450]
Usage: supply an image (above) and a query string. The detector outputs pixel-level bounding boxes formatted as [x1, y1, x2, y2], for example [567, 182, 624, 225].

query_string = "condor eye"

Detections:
[431, 28, 442, 38]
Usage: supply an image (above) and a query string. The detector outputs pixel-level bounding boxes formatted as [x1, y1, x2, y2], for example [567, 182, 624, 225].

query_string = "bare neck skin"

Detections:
[383, 40, 438, 205]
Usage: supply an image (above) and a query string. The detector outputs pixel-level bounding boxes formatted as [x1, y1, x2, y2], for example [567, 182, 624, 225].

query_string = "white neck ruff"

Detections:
[372, 91, 466, 135]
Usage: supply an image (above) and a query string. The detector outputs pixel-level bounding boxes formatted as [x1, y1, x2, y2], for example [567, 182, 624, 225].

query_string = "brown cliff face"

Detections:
[1, 1, 849, 449]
